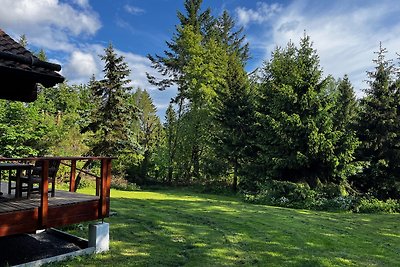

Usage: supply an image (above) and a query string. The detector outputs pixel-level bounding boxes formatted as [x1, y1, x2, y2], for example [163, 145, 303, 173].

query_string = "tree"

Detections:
[164, 103, 177, 183]
[133, 89, 162, 181]
[257, 35, 358, 188]
[215, 10, 249, 63]
[214, 53, 255, 192]
[333, 75, 358, 129]
[147, 0, 212, 95]
[355, 44, 400, 198]
[18, 34, 28, 48]
[86, 44, 137, 157]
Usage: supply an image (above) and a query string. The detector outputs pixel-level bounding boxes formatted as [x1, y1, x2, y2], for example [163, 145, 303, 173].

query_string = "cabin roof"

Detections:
[0, 29, 65, 102]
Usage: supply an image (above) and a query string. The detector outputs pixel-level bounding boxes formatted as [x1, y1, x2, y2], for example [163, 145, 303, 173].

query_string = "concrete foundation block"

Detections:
[89, 222, 109, 253]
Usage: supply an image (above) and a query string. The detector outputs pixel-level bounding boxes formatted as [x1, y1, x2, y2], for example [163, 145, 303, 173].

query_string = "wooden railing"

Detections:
[0, 156, 113, 229]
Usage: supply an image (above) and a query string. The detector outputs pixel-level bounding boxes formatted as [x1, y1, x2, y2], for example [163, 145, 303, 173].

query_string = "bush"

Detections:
[243, 180, 361, 212]
[76, 177, 96, 189]
[244, 180, 316, 209]
[354, 197, 400, 213]
[111, 175, 140, 191]
[243, 179, 400, 213]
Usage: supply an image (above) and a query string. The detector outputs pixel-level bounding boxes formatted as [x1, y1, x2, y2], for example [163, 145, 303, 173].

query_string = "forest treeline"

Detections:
[1, 0, 399, 210]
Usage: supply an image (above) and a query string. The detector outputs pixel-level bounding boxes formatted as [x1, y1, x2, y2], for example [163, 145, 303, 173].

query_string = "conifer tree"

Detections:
[87, 44, 136, 157]
[257, 35, 358, 187]
[215, 10, 249, 62]
[356, 44, 400, 198]
[334, 75, 358, 130]
[164, 104, 177, 183]
[214, 53, 255, 192]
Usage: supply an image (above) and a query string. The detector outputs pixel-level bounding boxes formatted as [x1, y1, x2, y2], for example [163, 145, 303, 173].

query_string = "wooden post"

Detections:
[69, 160, 76, 192]
[40, 160, 49, 228]
[99, 159, 111, 219]
[106, 159, 111, 198]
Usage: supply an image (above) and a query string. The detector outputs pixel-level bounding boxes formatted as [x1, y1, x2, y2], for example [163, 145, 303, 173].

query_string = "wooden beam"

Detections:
[40, 160, 49, 228]
[99, 159, 110, 219]
[69, 160, 76, 192]
[106, 159, 112, 198]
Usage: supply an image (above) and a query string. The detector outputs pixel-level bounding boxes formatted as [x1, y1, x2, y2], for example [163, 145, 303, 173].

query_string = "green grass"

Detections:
[50, 188, 399, 267]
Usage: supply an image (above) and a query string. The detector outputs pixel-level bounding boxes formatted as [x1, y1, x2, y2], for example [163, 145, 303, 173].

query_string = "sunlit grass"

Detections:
[49, 188, 400, 266]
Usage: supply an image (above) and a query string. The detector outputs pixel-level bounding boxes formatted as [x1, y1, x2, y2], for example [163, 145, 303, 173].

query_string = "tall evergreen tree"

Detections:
[86, 44, 136, 157]
[334, 75, 358, 130]
[214, 53, 255, 192]
[164, 104, 177, 183]
[257, 35, 358, 188]
[147, 0, 212, 95]
[215, 10, 250, 62]
[356, 44, 400, 198]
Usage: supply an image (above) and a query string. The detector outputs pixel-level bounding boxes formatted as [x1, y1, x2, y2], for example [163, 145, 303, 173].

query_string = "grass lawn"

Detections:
[49, 188, 399, 267]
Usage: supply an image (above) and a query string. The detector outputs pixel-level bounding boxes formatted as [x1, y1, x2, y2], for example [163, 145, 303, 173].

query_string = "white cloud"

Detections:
[64, 50, 99, 84]
[73, 0, 90, 8]
[124, 4, 145, 15]
[243, 0, 400, 94]
[118, 51, 155, 90]
[236, 2, 282, 27]
[0, 0, 101, 52]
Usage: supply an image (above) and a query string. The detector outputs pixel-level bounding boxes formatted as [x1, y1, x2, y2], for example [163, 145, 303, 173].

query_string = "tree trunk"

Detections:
[233, 158, 238, 193]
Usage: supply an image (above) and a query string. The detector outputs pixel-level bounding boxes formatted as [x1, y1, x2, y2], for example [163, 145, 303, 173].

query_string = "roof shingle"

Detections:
[0, 29, 65, 102]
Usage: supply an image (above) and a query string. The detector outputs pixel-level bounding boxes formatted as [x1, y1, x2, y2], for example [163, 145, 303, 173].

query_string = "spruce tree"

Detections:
[356, 44, 400, 198]
[87, 44, 136, 157]
[214, 53, 255, 192]
[257, 35, 358, 188]
[334, 75, 358, 130]
[164, 104, 177, 183]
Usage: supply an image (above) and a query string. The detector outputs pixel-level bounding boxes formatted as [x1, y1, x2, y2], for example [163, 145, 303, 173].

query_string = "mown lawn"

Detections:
[50, 188, 399, 267]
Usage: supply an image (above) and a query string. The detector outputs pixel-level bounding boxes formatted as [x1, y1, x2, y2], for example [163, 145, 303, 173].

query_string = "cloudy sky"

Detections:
[1, 0, 399, 117]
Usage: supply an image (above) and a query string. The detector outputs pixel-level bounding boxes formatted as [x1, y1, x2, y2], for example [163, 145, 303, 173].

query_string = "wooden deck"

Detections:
[0, 180, 108, 237]
[0, 157, 112, 238]
[0, 182, 99, 213]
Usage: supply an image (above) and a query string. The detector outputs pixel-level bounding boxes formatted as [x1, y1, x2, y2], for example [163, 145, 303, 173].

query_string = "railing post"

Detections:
[99, 158, 111, 219]
[69, 160, 76, 192]
[39, 159, 49, 229]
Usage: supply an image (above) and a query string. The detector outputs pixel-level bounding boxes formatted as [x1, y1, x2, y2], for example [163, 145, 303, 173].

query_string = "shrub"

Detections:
[111, 175, 140, 191]
[354, 197, 400, 213]
[76, 177, 96, 189]
[243, 180, 359, 211]
[243, 180, 399, 213]
[244, 180, 317, 209]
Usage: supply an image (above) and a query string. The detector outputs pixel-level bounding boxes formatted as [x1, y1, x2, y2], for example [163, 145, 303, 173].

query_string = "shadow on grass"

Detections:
[49, 191, 400, 267]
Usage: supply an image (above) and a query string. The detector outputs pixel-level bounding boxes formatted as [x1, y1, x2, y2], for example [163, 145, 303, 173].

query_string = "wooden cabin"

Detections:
[0, 30, 111, 237]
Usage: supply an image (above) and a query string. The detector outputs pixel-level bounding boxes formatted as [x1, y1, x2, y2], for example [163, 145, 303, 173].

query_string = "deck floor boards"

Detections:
[0, 181, 99, 213]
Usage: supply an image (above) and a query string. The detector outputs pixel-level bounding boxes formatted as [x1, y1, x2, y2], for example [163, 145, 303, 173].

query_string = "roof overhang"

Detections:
[0, 30, 65, 102]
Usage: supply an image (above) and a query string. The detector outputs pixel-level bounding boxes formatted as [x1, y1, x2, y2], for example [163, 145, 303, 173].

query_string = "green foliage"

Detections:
[244, 180, 359, 211]
[255, 35, 359, 188]
[86, 44, 137, 157]
[354, 44, 400, 199]
[213, 53, 255, 192]
[245, 180, 316, 209]
[0, 99, 57, 157]
[355, 197, 400, 213]
[110, 175, 140, 191]
[130, 88, 162, 183]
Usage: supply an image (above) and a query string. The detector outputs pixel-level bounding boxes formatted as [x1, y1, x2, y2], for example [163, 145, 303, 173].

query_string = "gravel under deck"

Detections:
[0, 231, 86, 266]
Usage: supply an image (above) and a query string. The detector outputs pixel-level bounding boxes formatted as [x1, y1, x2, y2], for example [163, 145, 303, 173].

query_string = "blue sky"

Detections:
[1, 0, 399, 117]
